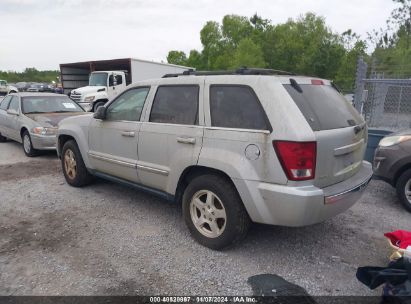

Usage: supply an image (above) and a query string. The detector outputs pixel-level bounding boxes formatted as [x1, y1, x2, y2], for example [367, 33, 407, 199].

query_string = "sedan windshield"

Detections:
[22, 96, 84, 114]
[89, 73, 108, 86]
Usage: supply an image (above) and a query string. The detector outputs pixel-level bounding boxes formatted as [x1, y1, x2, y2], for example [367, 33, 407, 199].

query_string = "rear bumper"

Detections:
[237, 161, 373, 226]
[31, 134, 57, 150]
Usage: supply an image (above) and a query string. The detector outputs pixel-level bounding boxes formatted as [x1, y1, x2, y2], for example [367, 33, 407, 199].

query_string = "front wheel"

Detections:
[396, 169, 411, 213]
[61, 140, 93, 187]
[22, 131, 38, 157]
[93, 101, 106, 112]
[182, 174, 250, 250]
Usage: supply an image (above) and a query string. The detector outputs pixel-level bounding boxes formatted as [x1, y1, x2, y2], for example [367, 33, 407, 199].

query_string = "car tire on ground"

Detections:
[22, 130, 38, 157]
[61, 140, 94, 187]
[93, 101, 106, 112]
[396, 169, 411, 213]
[182, 174, 251, 250]
[0, 132, 7, 142]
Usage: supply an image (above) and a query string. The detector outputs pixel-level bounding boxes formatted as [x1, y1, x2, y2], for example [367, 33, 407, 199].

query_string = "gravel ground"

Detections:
[0, 141, 410, 296]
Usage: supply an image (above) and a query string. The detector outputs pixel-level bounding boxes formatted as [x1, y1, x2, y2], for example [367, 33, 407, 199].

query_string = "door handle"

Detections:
[177, 137, 196, 144]
[121, 131, 135, 137]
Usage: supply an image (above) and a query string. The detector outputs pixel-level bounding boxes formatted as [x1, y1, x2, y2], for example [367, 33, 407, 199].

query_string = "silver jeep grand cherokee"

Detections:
[57, 68, 372, 249]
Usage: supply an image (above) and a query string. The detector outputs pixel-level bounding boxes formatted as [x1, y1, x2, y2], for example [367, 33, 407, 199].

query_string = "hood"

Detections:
[71, 86, 106, 95]
[25, 112, 88, 128]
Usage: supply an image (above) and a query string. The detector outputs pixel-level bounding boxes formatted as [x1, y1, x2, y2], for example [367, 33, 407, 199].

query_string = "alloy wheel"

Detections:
[190, 190, 227, 238]
[405, 179, 411, 204]
[23, 135, 31, 154]
[64, 149, 77, 180]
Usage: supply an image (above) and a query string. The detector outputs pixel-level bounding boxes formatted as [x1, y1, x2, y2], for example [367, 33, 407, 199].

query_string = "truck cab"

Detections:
[70, 71, 127, 112]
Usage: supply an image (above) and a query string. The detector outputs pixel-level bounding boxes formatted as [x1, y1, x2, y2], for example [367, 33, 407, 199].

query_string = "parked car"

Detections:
[15, 82, 30, 92]
[27, 83, 54, 93]
[0, 92, 86, 156]
[57, 68, 372, 249]
[373, 130, 411, 212]
[0, 80, 18, 96]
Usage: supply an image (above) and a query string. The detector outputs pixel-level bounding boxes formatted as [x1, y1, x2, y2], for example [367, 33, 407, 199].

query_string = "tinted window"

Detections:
[106, 87, 149, 121]
[210, 86, 269, 130]
[22, 96, 83, 114]
[8, 96, 19, 111]
[0, 96, 12, 110]
[150, 86, 199, 125]
[284, 84, 363, 131]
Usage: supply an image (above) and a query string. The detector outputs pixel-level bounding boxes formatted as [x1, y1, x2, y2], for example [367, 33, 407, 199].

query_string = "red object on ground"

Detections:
[384, 230, 411, 249]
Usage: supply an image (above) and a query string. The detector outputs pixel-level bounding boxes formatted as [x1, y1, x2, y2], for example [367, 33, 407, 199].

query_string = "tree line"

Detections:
[0, 68, 59, 84]
[167, 0, 411, 92]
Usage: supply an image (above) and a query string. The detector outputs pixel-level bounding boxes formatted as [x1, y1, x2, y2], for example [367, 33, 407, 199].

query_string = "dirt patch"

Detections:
[0, 159, 60, 182]
[0, 211, 76, 255]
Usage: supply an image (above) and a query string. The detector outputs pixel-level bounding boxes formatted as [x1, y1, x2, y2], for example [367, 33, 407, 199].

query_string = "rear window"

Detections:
[284, 83, 363, 131]
[210, 85, 270, 130]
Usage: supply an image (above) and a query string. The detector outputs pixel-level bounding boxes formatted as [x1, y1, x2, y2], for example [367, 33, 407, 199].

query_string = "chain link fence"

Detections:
[354, 58, 411, 131]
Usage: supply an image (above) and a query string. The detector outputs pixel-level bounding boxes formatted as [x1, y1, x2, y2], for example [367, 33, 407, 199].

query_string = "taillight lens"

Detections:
[273, 141, 317, 181]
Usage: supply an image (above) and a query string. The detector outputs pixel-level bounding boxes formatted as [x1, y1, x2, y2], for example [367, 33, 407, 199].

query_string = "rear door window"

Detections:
[284, 83, 363, 131]
[210, 85, 270, 130]
[149, 85, 199, 125]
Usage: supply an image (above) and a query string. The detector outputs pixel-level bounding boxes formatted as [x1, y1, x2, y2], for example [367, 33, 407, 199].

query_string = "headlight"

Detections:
[84, 96, 95, 102]
[32, 127, 57, 136]
[379, 135, 411, 147]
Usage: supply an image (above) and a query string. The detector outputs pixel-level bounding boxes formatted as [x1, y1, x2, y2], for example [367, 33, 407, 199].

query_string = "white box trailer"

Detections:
[60, 58, 192, 111]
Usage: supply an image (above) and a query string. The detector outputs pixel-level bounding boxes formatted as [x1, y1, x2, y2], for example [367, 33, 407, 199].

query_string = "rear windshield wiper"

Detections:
[289, 78, 303, 93]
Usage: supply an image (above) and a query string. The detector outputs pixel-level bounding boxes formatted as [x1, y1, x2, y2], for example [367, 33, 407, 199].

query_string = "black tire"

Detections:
[182, 174, 251, 250]
[0, 132, 7, 142]
[396, 169, 411, 213]
[61, 140, 93, 187]
[22, 130, 38, 157]
[93, 101, 106, 112]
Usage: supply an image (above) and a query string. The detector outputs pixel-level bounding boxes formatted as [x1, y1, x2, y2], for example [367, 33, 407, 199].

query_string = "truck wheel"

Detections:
[93, 101, 106, 112]
[182, 174, 250, 250]
[396, 169, 411, 213]
[22, 130, 38, 157]
[61, 140, 93, 187]
[0, 132, 7, 142]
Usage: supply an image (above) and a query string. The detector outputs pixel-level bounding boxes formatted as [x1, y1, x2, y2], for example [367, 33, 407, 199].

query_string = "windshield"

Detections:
[89, 73, 108, 86]
[0, 81, 6, 86]
[283, 83, 363, 131]
[22, 96, 84, 114]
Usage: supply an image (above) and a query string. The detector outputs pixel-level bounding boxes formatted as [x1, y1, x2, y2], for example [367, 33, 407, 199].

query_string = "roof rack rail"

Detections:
[162, 67, 295, 78]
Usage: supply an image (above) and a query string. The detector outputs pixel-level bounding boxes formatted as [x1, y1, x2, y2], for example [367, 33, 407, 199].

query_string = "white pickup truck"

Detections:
[0, 80, 18, 96]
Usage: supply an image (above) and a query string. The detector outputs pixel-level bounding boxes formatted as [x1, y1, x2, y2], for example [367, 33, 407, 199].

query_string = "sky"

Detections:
[0, 0, 399, 71]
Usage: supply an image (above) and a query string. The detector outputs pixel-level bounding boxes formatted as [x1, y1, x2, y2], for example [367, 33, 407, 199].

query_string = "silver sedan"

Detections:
[0, 92, 87, 156]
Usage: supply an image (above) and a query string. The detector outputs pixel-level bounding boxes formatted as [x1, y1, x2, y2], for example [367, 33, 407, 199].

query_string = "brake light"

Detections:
[273, 141, 317, 181]
[311, 79, 324, 85]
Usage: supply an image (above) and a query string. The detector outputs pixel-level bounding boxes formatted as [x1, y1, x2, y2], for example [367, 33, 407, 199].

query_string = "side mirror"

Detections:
[7, 109, 19, 116]
[93, 106, 106, 120]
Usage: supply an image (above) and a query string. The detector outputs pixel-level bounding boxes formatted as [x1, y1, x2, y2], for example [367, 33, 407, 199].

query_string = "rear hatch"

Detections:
[283, 78, 366, 188]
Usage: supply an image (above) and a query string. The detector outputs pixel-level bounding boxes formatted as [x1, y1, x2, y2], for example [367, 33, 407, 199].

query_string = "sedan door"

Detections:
[4, 96, 21, 141]
[88, 87, 150, 183]
[0, 95, 13, 136]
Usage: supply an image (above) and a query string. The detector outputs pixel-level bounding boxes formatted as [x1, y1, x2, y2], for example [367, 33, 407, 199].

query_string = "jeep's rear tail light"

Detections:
[311, 79, 324, 85]
[273, 141, 317, 181]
